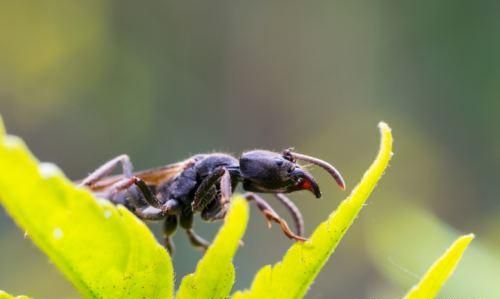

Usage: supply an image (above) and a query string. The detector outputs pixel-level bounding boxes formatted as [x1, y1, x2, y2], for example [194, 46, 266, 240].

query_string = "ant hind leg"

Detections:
[81, 154, 133, 187]
[103, 176, 163, 208]
[103, 177, 178, 221]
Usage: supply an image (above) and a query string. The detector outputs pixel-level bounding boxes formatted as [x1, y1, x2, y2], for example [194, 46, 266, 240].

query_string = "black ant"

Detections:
[79, 148, 345, 253]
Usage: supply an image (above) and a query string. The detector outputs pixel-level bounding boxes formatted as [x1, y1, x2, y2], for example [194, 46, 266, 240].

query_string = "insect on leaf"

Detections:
[176, 197, 249, 299]
[0, 116, 174, 299]
[232, 122, 393, 299]
[0, 290, 32, 299]
[403, 234, 474, 299]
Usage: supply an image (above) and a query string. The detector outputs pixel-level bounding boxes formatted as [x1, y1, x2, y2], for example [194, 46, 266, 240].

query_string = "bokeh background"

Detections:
[1, 1, 499, 298]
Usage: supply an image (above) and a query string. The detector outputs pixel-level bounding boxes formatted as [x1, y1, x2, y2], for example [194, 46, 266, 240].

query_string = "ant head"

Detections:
[239, 150, 322, 197]
[239, 149, 346, 198]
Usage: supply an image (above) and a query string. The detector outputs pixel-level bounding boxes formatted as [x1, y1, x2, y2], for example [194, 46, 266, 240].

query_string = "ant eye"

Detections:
[275, 159, 284, 167]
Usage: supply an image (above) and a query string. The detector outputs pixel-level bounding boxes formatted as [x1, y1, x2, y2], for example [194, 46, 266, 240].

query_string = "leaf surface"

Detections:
[403, 234, 474, 299]
[176, 197, 249, 299]
[0, 117, 174, 299]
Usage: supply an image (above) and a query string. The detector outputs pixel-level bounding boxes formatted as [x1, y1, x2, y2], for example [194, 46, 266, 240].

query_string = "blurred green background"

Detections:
[1, 1, 499, 298]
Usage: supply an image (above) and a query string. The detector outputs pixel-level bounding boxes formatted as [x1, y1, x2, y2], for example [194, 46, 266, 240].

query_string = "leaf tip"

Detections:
[403, 233, 474, 299]
[378, 121, 393, 145]
[378, 121, 391, 132]
[453, 233, 475, 251]
[377, 121, 394, 162]
[463, 233, 475, 240]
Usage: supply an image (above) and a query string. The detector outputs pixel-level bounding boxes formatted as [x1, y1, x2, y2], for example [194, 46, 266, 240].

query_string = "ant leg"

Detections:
[244, 192, 307, 242]
[274, 193, 304, 236]
[180, 209, 210, 251]
[133, 199, 179, 221]
[163, 215, 178, 254]
[104, 177, 179, 221]
[104, 176, 163, 208]
[186, 229, 210, 251]
[81, 154, 133, 187]
[217, 168, 232, 218]
[134, 206, 166, 220]
[200, 169, 232, 221]
[131, 178, 163, 208]
[192, 167, 226, 212]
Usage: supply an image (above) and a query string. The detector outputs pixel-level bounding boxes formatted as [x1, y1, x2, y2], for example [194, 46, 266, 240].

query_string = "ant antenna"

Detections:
[287, 150, 346, 190]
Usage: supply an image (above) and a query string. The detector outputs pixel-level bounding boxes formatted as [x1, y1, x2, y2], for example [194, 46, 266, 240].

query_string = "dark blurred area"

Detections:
[0, 1, 499, 298]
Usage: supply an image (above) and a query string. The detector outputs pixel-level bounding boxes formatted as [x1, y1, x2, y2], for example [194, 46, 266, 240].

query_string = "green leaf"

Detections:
[366, 201, 496, 298]
[404, 234, 474, 299]
[176, 197, 249, 299]
[0, 290, 32, 299]
[232, 122, 393, 299]
[0, 116, 174, 299]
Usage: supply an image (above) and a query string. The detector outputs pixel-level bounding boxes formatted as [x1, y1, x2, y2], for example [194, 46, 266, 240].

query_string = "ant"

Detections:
[79, 148, 345, 253]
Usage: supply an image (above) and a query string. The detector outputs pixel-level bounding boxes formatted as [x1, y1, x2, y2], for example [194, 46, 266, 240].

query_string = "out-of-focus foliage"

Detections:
[176, 197, 249, 299]
[0, 0, 107, 119]
[403, 234, 474, 299]
[367, 201, 500, 298]
[0, 117, 174, 299]
[232, 122, 392, 299]
[0, 290, 31, 299]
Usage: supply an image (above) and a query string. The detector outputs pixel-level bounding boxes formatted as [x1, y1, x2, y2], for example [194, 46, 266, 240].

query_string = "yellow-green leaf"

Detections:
[176, 197, 249, 299]
[403, 234, 474, 299]
[0, 290, 31, 299]
[366, 201, 494, 297]
[232, 122, 393, 299]
[0, 116, 174, 299]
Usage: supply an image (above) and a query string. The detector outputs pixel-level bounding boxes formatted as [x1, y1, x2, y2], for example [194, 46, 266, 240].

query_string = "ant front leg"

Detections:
[274, 193, 305, 237]
[193, 167, 232, 221]
[217, 168, 232, 218]
[80, 154, 133, 187]
[244, 192, 307, 242]
[192, 167, 226, 212]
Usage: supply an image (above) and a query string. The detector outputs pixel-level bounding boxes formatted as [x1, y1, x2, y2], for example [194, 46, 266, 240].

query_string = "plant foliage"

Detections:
[0, 117, 474, 299]
[404, 234, 474, 299]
